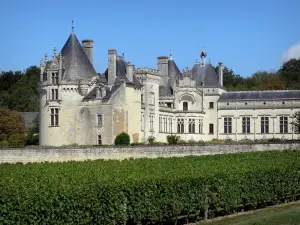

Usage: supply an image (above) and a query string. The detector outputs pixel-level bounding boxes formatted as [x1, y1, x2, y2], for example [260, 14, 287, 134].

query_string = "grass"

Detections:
[202, 202, 300, 225]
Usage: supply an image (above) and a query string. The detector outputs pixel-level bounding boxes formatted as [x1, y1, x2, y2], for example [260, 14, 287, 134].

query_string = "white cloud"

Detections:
[281, 42, 300, 63]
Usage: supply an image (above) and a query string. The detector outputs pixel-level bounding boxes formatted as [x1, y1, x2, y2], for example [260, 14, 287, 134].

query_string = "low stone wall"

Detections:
[0, 142, 300, 164]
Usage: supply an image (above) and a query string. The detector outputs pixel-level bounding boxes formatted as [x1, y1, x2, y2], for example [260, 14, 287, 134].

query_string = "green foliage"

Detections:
[209, 138, 224, 144]
[167, 134, 180, 144]
[7, 133, 26, 147]
[0, 140, 9, 148]
[115, 132, 130, 145]
[291, 111, 300, 134]
[178, 139, 186, 144]
[267, 138, 281, 142]
[26, 115, 39, 145]
[1, 151, 300, 224]
[148, 136, 155, 144]
[0, 66, 40, 112]
[152, 141, 167, 145]
[279, 58, 300, 89]
[0, 108, 26, 141]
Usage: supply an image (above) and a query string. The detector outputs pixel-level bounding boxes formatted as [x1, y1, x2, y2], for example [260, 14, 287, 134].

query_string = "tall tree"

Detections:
[0, 108, 26, 141]
[251, 71, 285, 90]
[279, 58, 300, 89]
[291, 111, 300, 134]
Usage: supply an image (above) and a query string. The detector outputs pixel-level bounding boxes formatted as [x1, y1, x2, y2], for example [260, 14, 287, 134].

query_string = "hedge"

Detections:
[1, 151, 300, 224]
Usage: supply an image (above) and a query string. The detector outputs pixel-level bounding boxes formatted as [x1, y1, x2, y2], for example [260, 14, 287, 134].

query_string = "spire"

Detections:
[53, 46, 57, 58]
[72, 13, 75, 34]
[169, 48, 173, 60]
[44, 52, 48, 62]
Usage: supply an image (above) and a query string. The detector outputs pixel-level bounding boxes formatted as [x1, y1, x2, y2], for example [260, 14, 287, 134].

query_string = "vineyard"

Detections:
[1, 150, 300, 224]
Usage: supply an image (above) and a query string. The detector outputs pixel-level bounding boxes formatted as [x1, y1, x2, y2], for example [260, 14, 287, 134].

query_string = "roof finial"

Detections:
[72, 13, 75, 34]
[53, 47, 57, 58]
[169, 48, 173, 60]
[44, 52, 48, 62]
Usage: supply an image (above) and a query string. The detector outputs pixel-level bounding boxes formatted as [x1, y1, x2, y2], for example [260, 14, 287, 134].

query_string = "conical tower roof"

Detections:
[60, 33, 97, 81]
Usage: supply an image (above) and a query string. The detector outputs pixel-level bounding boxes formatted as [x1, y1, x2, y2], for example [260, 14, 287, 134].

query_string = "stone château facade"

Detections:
[39, 27, 300, 146]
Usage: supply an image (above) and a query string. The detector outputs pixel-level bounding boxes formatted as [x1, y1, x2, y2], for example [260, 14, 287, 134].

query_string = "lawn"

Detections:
[202, 202, 300, 225]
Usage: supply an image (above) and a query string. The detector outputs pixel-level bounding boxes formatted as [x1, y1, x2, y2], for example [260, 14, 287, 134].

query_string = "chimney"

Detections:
[108, 49, 117, 86]
[126, 62, 134, 83]
[218, 62, 223, 86]
[82, 39, 94, 65]
[157, 56, 169, 86]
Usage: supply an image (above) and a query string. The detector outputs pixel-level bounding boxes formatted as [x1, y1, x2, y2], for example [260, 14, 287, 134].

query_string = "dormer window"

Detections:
[51, 72, 59, 85]
[183, 102, 188, 111]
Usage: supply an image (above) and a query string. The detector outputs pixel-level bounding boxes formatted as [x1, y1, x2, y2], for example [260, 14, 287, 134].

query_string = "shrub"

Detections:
[268, 138, 281, 142]
[0, 139, 9, 148]
[1, 151, 300, 224]
[209, 138, 224, 144]
[148, 136, 155, 144]
[239, 138, 253, 143]
[178, 139, 186, 144]
[7, 133, 26, 148]
[187, 139, 197, 144]
[166, 134, 180, 145]
[115, 132, 130, 145]
[224, 138, 235, 144]
[26, 133, 39, 145]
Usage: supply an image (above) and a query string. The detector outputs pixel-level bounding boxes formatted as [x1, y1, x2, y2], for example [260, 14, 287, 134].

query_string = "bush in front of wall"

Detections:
[166, 134, 180, 145]
[114, 132, 130, 146]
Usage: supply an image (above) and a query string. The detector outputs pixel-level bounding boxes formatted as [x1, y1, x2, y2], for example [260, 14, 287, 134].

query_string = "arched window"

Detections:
[183, 102, 188, 111]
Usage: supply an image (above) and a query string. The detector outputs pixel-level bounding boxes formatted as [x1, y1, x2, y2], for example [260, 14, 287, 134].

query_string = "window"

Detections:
[141, 113, 144, 131]
[209, 124, 214, 134]
[159, 117, 162, 132]
[199, 119, 203, 133]
[141, 94, 144, 103]
[50, 108, 59, 126]
[97, 114, 103, 127]
[242, 117, 250, 134]
[51, 89, 58, 100]
[98, 135, 102, 145]
[188, 119, 195, 133]
[43, 73, 47, 81]
[164, 117, 167, 132]
[177, 119, 184, 133]
[150, 115, 154, 131]
[261, 116, 269, 133]
[183, 102, 188, 111]
[224, 117, 232, 134]
[167, 103, 172, 108]
[51, 72, 59, 85]
[209, 102, 214, 109]
[280, 116, 288, 133]
[169, 118, 172, 133]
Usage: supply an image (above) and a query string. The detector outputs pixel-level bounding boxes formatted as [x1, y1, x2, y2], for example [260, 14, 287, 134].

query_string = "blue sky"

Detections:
[0, 0, 299, 77]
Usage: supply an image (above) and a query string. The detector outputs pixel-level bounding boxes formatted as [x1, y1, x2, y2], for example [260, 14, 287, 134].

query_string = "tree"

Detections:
[0, 66, 40, 112]
[115, 132, 130, 145]
[279, 58, 300, 89]
[26, 115, 39, 145]
[291, 111, 300, 134]
[0, 108, 26, 147]
[251, 71, 285, 90]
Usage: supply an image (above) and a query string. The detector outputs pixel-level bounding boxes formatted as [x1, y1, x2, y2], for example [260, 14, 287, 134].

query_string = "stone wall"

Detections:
[1, 142, 300, 164]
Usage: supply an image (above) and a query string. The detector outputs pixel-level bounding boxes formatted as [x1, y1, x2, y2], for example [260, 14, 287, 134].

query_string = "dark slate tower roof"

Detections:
[60, 33, 97, 81]
[192, 62, 220, 87]
[219, 90, 300, 101]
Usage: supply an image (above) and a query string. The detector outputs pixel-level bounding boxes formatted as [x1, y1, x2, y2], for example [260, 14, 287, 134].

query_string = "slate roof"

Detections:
[103, 56, 141, 86]
[192, 62, 220, 87]
[60, 33, 97, 81]
[159, 59, 180, 97]
[219, 90, 300, 101]
[21, 112, 39, 129]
